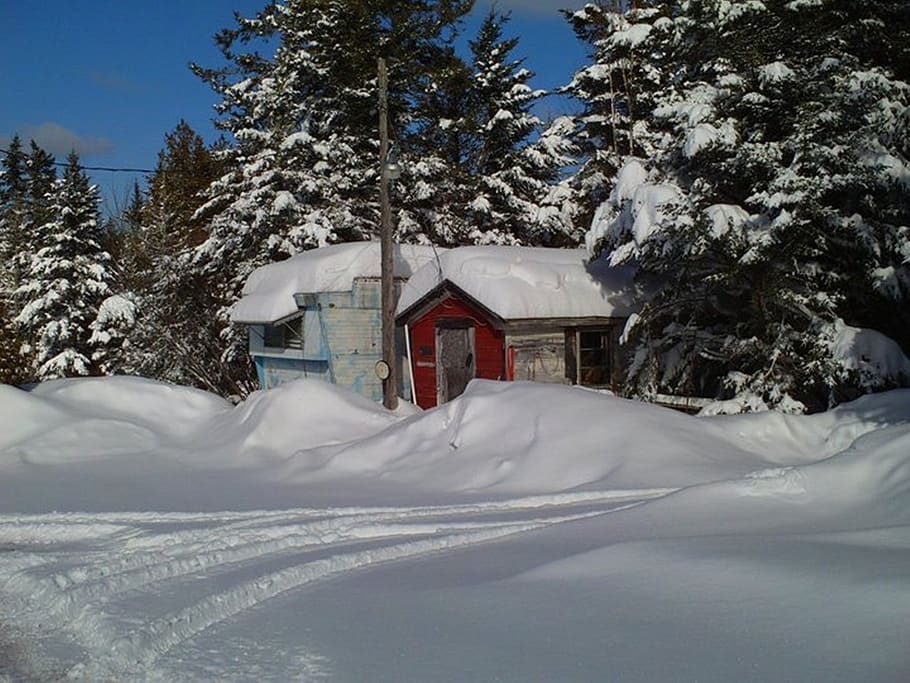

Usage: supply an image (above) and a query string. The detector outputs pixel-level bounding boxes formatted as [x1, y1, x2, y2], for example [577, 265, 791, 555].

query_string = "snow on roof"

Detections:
[396, 245, 638, 321]
[231, 241, 444, 324]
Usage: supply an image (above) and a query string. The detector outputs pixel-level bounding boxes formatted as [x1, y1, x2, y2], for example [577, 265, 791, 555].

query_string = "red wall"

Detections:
[406, 295, 505, 408]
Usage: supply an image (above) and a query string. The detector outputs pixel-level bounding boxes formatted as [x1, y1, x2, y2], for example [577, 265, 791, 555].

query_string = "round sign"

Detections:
[374, 360, 391, 380]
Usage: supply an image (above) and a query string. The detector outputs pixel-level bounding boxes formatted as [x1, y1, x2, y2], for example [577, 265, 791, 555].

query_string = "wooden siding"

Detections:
[254, 355, 330, 389]
[407, 294, 505, 409]
[506, 332, 568, 385]
[250, 278, 413, 402]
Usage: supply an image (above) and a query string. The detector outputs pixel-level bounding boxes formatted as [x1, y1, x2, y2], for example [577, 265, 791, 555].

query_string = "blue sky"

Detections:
[0, 1, 589, 214]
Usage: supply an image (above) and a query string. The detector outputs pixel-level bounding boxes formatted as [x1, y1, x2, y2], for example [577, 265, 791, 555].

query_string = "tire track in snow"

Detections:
[104, 511, 604, 676]
[0, 488, 673, 530]
[0, 489, 674, 679]
[4, 489, 672, 597]
[60, 516, 555, 606]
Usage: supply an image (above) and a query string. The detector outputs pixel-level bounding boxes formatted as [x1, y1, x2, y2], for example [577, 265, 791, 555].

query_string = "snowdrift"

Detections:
[1, 376, 909, 681]
[1, 375, 907, 508]
[304, 380, 773, 491]
[0, 377, 230, 464]
[203, 379, 401, 461]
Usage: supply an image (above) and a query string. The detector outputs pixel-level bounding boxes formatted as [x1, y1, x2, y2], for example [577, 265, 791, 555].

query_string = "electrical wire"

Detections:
[0, 147, 153, 174]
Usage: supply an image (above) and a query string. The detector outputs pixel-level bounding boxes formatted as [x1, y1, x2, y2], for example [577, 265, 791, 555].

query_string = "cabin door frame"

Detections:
[435, 319, 476, 405]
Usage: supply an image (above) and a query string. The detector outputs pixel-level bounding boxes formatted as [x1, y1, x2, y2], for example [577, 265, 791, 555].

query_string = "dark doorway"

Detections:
[436, 320, 475, 404]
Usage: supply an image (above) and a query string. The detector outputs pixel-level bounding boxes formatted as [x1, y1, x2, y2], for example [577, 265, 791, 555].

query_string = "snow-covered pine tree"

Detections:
[100, 123, 240, 393]
[462, 10, 578, 246]
[587, 0, 910, 413]
[526, 115, 584, 244]
[0, 136, 30, 383]
[828, 0, 910, 357]
[191, 1, 370, 381]
[401, 42, 475, 245]
[14, 151, 115, 379]
[560, 1, 670, 234]
[191, 0, 475, 388]
[23, 141, 58, 237]
[1, 140, 60, 382]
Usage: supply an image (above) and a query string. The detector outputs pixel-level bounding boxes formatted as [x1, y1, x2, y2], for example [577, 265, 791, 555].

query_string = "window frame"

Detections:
[565, 327, 614, 388]
[263, 315, 304, 350]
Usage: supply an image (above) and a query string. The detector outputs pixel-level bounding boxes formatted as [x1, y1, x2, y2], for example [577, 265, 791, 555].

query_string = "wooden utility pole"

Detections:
[378, 57, 398, 410]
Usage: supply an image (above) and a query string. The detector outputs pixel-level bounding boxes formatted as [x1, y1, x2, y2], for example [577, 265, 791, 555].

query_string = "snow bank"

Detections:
[28, 376, 231, 436]
[296, 380, 793, 493]
[1, 376, 909, 680]
[231, 241, 443, 324]
[396, 246, 637, 320]
[0, 385, 70, 452]
[204, 379, 400, 460]
[4, 376, 910, 501]
[1, 375, 908, 506]
[1, 378, 231, 464]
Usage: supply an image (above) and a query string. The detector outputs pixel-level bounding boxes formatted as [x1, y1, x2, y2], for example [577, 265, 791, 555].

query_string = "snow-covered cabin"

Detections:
[395, 246, 638, 408]
[231, 242, 443, 401]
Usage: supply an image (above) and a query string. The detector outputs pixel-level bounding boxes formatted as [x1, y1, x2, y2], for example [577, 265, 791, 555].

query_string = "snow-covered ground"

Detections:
[1, 377, 909, 681]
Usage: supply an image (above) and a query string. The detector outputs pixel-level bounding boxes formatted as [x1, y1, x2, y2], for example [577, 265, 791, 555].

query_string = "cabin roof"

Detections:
[231, 241, 443, 324]
[396, 245, 638, 322]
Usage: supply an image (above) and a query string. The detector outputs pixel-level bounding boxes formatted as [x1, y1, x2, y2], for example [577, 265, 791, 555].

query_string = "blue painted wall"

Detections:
[248, 278, 412, 403]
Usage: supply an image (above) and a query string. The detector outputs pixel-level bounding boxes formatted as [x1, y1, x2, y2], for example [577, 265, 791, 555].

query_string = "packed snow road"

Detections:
[0, 491, 666, 681]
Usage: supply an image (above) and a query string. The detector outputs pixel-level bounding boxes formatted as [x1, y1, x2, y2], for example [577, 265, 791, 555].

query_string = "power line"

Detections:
[0, 147, 153, 174]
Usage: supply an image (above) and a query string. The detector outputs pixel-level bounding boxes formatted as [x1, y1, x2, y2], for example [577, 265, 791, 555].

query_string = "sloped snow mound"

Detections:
[28, 376, 231, 437]
[783, 421, 910, 528]
[2, 375, 908, 506]
[542, 419, 910, 551]
[717, 422, 910, 529]
[0, 385, 70, 452]
[205, 379, 400, 459]
[710, 388, 910, 465]
[13, 419, 160, 463]
[2, 377, 231, 463]
[308, 380, 772, 492]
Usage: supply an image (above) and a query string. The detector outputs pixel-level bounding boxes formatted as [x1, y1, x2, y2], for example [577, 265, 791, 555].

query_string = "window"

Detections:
[263, 317, 303, 349]
[565, 328, 614, 387]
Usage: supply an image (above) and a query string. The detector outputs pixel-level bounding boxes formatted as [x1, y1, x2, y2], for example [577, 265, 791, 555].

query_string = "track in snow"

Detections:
[0, 489, 671, 680]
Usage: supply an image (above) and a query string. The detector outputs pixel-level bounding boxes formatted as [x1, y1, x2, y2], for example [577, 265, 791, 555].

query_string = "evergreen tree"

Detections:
[101, 123, 237, 394]
[0, 136, 30, 383]
[463, 10, 578, 246]
[401, 42, 475, 245]
[561, 1, 669, 232]
[13, 151, 115, 379]
[24, 141, 58, 237]
[146, 121, 222, 252]
[586, 0, 910, 412]
[1, 139, 59, 382]
[107, 181, 147, 291]
[190, 0, 475, 391]
[0, 136, 28, 250]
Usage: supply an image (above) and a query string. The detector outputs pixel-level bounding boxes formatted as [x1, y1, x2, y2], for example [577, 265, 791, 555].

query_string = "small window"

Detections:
[264, 317, 303, 349]
[565, 328, 613, 387]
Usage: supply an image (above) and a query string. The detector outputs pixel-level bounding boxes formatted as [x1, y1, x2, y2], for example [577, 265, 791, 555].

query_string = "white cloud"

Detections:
[477, 0, 588, 16]
[2, 122, 113, 158]
[89, 70, 139, 93]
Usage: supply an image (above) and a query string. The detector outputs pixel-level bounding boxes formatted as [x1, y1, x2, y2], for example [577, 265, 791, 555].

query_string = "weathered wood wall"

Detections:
[250, 279, 412, 403]
[407, 295, 505, 409]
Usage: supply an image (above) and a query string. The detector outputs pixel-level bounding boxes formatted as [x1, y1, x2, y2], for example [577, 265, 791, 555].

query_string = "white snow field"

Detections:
[1, 377, 909, 681]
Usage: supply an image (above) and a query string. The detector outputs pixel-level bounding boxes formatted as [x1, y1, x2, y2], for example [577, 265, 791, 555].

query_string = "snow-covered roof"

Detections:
[396, 245, 638, 321]
[231, 241, 444, 324]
